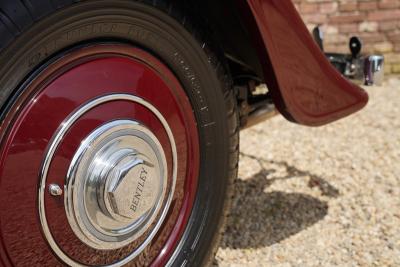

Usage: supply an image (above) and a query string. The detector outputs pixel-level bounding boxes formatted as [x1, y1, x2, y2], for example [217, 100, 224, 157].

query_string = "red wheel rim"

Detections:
[0, 44, 199, 266]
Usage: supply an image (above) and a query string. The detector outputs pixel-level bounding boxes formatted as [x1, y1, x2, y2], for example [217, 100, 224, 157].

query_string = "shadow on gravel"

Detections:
[220, 158, 339, 250]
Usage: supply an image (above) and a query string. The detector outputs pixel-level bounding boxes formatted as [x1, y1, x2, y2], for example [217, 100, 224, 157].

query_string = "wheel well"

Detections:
[186, 0, 265, 83]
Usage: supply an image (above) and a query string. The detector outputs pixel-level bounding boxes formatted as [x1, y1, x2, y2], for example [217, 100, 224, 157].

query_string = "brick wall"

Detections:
[293, 0, 400, 74]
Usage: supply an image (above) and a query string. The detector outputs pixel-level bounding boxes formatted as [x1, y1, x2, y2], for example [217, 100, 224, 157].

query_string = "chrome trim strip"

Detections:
[364, 55, 384, 86]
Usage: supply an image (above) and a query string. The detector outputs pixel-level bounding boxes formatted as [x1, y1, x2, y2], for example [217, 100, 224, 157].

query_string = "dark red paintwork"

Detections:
[0, 45, 199, 266]
[243, 0, 369, 126]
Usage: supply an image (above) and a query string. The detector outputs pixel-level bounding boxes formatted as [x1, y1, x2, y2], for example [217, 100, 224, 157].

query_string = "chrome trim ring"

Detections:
[38, 94, 177, 266]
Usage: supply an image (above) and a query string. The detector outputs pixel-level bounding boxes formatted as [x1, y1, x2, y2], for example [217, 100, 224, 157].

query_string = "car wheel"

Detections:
[0, 1, 239, 266]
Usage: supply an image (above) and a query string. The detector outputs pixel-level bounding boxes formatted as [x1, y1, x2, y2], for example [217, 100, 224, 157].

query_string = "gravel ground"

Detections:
[215, 77, 400, 267]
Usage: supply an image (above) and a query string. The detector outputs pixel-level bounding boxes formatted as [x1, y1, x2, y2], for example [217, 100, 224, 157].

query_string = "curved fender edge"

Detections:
[240, 0, 368, 126]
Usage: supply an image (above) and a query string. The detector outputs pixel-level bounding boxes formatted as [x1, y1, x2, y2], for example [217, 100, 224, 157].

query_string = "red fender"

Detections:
[243, 0, 368, 126]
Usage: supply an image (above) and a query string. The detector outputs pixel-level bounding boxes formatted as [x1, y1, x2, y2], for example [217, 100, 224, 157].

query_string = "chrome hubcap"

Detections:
[38, 94, 178, 266]
[66, 120, 167, 249]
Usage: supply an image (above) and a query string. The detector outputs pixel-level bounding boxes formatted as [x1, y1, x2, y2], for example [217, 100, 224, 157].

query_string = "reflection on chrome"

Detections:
[38, 94, 177, 267]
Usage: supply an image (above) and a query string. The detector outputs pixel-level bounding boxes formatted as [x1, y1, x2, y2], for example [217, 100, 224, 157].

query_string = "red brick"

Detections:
[368, 10, 400, 21]
[330, 14, 364, 24]
[302, 14, 328, 24]
[339, 23, 359, 33]
[388, 32, 400, 42]
[379, 21, 398, 31]
[358, 32, 386, 43]
[325, 34, 348, 44]
[324, 44, 349, 53]
[320, 2, 338, 14]
[359, 21, 378, 32]
[359, 1, 378, 11]
[339, 3, 358, 12]
[300, 3, 319, 13]
[373, 42, 394, 53]
[362, 43, 375, 54]
[379, 0, 400, 9]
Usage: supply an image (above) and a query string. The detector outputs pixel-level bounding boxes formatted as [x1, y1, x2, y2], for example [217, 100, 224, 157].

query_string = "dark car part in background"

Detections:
[313, 26, 385, 86]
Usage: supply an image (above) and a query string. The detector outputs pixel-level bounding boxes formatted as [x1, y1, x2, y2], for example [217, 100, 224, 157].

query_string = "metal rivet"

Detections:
[49, 184, 63, 196]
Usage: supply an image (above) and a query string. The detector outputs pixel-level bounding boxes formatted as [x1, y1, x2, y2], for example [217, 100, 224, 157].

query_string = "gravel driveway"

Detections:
[215, 77, 400, 267]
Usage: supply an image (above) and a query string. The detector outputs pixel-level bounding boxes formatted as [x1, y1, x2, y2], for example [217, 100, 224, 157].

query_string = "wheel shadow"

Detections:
[219, 154, 339, 250]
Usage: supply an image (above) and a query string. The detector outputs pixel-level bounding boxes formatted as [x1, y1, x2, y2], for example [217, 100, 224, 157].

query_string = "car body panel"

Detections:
[242, 0, 369, 126]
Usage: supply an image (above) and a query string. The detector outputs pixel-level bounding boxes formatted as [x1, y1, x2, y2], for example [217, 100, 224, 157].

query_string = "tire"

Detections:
[0, 1, 239, 267]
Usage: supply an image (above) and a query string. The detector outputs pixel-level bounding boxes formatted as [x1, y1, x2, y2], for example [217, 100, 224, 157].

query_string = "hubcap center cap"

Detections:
[65, 119, 168, 250]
